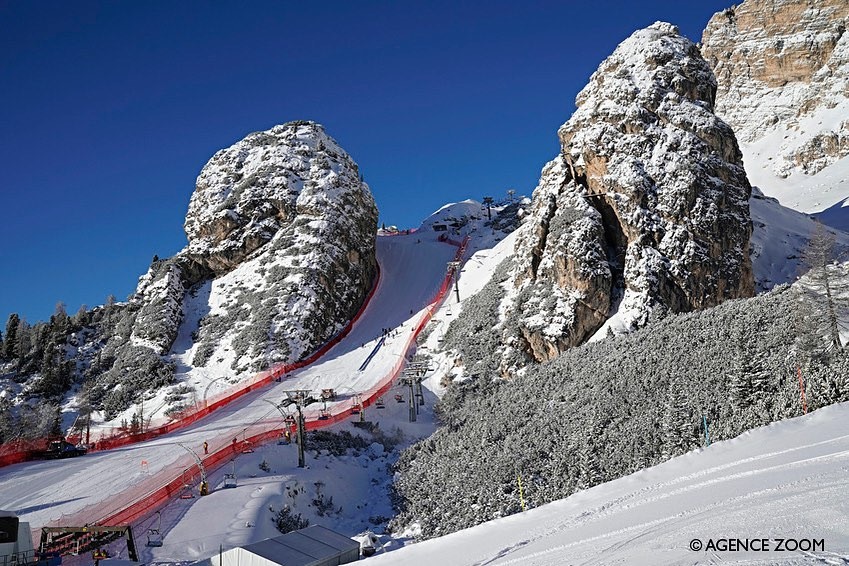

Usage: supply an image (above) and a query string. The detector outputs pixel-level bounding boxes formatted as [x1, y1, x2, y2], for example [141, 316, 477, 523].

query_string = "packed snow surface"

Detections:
[370, 402, 849, 565]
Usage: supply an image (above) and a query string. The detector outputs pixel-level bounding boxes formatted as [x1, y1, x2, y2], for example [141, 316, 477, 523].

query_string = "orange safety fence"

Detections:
[38, 236, 468, 533]
[0, 265, 381, 469]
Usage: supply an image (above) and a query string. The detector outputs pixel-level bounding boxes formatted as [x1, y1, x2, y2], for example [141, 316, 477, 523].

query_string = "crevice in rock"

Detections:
[584, 192, 628, 318]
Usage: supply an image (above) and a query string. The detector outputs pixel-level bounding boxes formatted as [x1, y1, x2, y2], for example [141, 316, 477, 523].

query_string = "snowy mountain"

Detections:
[4, 2, 849, 565]
[499, 22, 753, 367]
[702, 0, 849, 226]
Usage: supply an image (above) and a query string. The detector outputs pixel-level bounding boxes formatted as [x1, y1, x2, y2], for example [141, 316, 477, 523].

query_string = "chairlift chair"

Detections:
[318, 408, 331, 420]
[146, 529, 163, 547]
[180, 471, 196, 499]
[223, 473, 238, 488]
[376, 397, 386, 409]
[147, 511, 164, 546]
[394, 394, 405, 403]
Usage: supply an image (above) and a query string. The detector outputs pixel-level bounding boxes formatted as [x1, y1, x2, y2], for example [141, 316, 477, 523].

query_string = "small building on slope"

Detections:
[207, 525, 360, 566]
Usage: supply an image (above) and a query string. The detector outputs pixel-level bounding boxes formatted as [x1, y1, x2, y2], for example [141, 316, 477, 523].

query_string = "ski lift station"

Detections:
[204, 525, 359, 566]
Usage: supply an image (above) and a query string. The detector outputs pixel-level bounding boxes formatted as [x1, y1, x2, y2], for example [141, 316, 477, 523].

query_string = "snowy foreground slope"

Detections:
[372, 402, 849, 566]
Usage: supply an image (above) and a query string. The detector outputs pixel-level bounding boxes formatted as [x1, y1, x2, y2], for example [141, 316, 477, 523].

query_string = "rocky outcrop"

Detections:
[504, 22, 754, 364]
[183, 121, 378, 372]
[702, 0, 849, 176]
[89, 121, 378, 417]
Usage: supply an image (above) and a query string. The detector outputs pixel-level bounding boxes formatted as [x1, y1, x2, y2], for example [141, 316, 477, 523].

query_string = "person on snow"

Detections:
[203, 441, 209, 455]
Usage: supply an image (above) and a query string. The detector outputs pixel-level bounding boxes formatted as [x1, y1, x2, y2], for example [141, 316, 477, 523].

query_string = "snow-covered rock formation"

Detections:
[89, 121, 378, 418]
[502, 22, 754, 363]
[702, 0, 849, 218]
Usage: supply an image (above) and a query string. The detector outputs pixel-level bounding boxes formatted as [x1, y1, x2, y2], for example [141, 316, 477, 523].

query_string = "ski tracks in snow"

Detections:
[472, 421, 849, 565]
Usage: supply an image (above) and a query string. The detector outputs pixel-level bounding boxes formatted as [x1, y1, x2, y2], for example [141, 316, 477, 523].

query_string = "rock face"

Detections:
[183, 121, 378, 371]
[90, 121, 378, 417]
[504, 22, 754, 364]
[702, 0, 849, 177]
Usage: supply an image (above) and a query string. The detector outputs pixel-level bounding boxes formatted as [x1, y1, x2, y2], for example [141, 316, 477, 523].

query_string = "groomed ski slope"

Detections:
[0, 231, 457, 533]
[371, 402, 849, 565]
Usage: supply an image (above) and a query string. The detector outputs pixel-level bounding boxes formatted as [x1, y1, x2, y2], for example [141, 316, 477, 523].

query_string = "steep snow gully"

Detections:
[0, 231, 458, 536]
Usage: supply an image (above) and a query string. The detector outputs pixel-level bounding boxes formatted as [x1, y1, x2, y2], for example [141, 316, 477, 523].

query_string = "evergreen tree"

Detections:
[662, 376, 693, 459]
[800, 222, 847, 351]
[575, 435, 602, 490]
[51, 302, 70, 340]
[130, 412, 141, 434]
[4, 313, 19, 360]
[14, 320, 31, 372]
[50, 406, 63, 438]
[0, 399, 12, 444]
[72, 304, 90, 327]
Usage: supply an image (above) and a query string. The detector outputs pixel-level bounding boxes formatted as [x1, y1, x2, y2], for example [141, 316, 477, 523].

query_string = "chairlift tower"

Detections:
[399, 374, 418, 422]
[407, 361, 431, 406]
[282, 390, 318, 468]
[482, 196, 494, 220]
[177, 443, 209, 495]
[447, 261, 461, 303]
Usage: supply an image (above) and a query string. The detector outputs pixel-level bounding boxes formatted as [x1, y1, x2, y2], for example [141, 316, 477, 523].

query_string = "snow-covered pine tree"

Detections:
[799, 221, 848, 351]
[662, 376, 694, 459]
[3, 313, 18, 360]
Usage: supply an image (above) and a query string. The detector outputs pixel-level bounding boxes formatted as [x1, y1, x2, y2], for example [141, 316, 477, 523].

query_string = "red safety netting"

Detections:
[39, 236, 468, 533]
[1, 266, 382, 469]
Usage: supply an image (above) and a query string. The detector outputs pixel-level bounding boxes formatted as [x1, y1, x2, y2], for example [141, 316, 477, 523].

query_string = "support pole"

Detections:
[297, 406, 306, 468]
[408, 380, 416, 422]
[798, 366, 808, 414]
[416, 378, 425, 406]
[517, 474, 526, 512]
[483, 196, 494, 221]
[447, 261, 461, 303]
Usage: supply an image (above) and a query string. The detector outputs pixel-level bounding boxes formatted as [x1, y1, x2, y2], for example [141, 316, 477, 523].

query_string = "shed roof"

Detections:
[240, 525, 359, 566]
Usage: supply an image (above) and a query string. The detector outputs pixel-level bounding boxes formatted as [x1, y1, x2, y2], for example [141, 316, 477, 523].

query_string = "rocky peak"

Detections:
[184, 120, 369, 274]
[702, 0, 849, 176]
[504, 22, 754, 364]
[86, 121, 378, 418]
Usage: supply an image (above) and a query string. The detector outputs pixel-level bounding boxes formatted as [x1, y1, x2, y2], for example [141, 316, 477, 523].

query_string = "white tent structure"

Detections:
[209, 526, 359, 566]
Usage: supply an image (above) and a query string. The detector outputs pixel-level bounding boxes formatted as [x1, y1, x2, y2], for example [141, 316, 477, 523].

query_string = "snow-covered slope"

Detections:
[0, 203, 520, 563]
[371, 402, 849, 565]
[702, 0, 849, 227]
[745, 113, 849, 230]
[749, 186, 849, 291]
[0, 230, 450, 530]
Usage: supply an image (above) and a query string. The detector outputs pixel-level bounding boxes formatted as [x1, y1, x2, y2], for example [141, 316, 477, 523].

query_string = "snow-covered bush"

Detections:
[273, 506, 309, 534]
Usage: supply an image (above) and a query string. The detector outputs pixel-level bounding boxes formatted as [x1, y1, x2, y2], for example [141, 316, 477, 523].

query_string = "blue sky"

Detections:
[0, 0, 729, 324]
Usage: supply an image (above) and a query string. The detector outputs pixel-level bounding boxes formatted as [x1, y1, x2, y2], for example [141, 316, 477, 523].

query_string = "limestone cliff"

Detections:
[702, 0, 849, 179]
[503, 23, 754, 364]
[88, 121, 378, 418]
